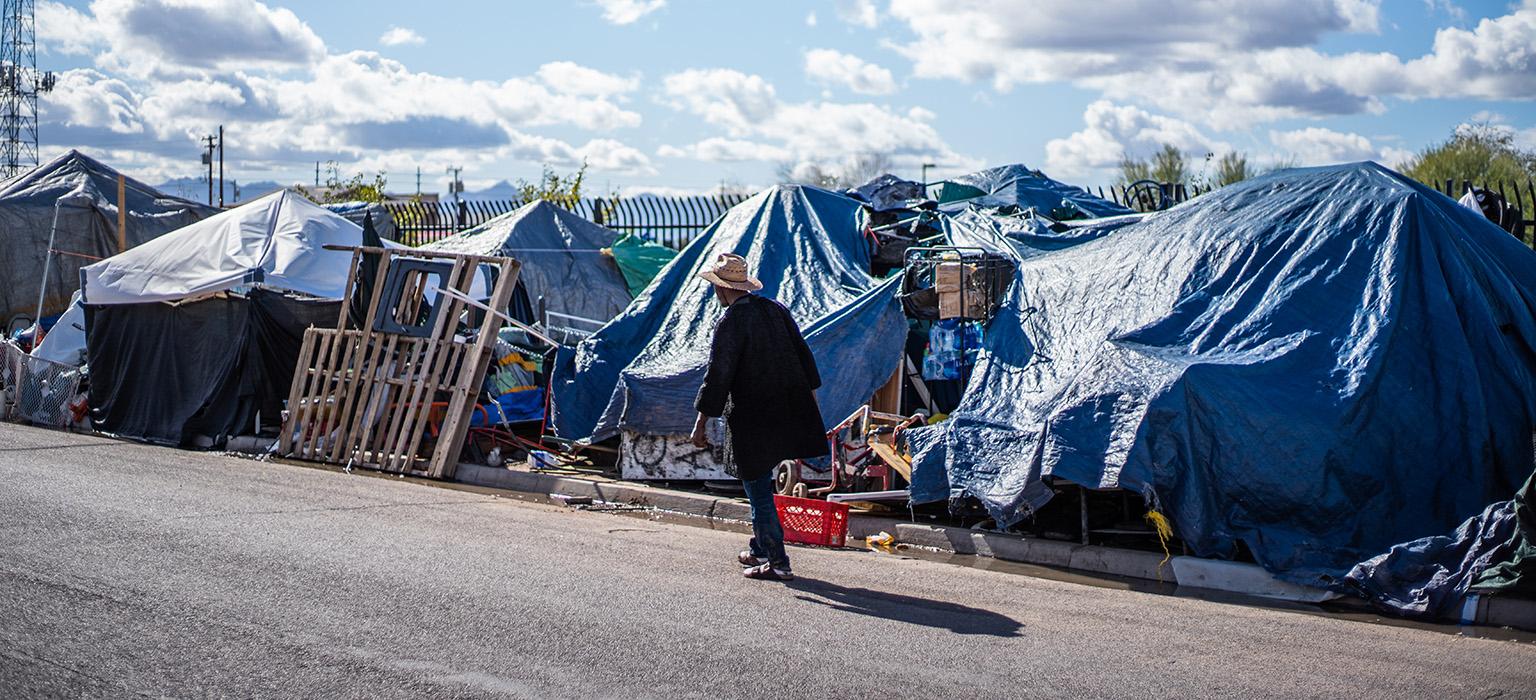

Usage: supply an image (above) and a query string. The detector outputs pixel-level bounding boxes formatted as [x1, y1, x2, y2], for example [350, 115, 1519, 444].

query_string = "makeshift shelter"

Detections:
[79, 189, 378, 445]
[936, 164, 1132, 219]
[0, 150, 214, 328]
[606, 234, 678, 297]
[423, 199, 632, 329]
[325, 200, 397, 241]
[907, 162, 1536, 589]
[550, 185, 906, 479]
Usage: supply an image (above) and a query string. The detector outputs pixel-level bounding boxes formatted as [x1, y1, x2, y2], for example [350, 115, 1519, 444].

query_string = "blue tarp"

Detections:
[937, 164, 1133, 219]
[551, 185, 906, 441]
[424, 200, 632, 325]
[908, 162, 1536, 587]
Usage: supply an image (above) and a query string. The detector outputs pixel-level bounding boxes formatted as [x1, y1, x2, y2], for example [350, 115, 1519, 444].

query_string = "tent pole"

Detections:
[117, 174, 127, 253]
[33, 201, 63, 325]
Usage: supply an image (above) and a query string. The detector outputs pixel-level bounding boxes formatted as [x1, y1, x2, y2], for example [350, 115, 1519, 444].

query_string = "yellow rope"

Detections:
[1144, 509, 1174, 582]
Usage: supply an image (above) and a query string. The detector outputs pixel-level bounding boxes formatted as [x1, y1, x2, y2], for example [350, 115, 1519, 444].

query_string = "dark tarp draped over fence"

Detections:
[1345, 470, 1536, 616]
[85, 290, 338, 446]
[936, 164, 1134, 219]
[550, 184, 906, 442]
[907, 161, 1536, 588]
[0, 150, 215, 325]
[423, 200, 633, 325]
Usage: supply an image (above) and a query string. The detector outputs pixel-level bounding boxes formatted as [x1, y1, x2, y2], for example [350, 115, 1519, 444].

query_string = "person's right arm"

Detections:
[692, 307, 745, 446]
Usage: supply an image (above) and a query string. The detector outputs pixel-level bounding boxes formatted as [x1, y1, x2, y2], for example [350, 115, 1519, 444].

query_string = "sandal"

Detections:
[742, 562, 795, 581]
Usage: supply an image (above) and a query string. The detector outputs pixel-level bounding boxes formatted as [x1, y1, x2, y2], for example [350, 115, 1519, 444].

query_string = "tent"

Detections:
[82, 189, 375, 305]
[80, 189, 380, 445]
[325, 201, 397, 241]
[936, 164, 1132, 219]
[907, 162, 1536, 588]
[0, 150, 214, 327]
[550, 185, 906, 449]
[422, 199, 632, 328]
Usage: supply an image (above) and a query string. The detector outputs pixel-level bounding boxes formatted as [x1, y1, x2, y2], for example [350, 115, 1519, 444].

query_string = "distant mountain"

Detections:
[462, 180, 520, 201]
[155, 177, 286, 205]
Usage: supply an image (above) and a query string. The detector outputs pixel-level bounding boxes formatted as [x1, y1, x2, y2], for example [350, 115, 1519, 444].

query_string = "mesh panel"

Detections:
[2, 340, 84, 428]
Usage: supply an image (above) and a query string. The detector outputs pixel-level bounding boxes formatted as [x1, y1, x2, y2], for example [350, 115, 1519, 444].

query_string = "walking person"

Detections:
[690, 253, 829, 581]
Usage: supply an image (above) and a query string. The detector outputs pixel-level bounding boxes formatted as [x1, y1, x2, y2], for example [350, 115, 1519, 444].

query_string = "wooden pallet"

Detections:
[278, 246, 520, 479]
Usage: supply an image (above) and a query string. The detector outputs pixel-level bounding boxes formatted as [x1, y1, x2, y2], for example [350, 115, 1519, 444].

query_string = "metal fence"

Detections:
[383, 194, 750, 249]
[381, 177, 1536, 251]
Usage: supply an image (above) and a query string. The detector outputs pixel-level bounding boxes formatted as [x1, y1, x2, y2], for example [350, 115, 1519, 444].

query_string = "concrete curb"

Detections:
[455, 462, 1536, 632]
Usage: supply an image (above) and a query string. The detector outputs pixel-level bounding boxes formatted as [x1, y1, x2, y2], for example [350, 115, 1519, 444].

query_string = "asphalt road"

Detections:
[3, 422, 1535, 699]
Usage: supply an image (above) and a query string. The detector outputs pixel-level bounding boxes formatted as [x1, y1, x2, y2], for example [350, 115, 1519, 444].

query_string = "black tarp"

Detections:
[1, 150, 215, 325]
[86, 289, 338, 446]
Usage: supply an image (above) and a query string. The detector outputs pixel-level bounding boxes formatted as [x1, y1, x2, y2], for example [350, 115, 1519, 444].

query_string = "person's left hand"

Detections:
[689, 421, 709, 449]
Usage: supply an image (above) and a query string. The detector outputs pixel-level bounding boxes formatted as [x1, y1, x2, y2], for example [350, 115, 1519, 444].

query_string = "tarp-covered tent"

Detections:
[422, 199, 631, 325]
[551, 185, 906, 443]
[325, 201, 397, 241]
[0, 150, 214, 326]
[80, 189, 377, 445]
[907, 162, 1536, 588]
[936, 164, 1133, 219]
[82, 189, 374, 305]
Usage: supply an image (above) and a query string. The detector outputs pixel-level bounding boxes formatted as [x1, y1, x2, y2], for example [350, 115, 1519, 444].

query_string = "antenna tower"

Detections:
[1, 0, 53, 179]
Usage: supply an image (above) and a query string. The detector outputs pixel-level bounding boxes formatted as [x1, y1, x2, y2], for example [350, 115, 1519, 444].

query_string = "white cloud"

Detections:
[535, 62, 640, 97]
[657, 137, 791, 162]
[662, 69, 779, 133]
[39, 0, 326, 78]
[1044, 101, 1231, 178]
[40, 69, 145, 134]
[660, 68, 976, 174]
[837, 0, 879, 27]
[886, 0, 1536, 129]
[804, 49, 898, 95]
[379, 26, 424, 46]
[1269, 127, 1412, 166]
[805, 11, 818, 27]
[593, 0, 665, 25]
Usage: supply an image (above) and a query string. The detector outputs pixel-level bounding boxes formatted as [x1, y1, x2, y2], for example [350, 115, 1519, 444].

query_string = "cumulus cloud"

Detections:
[1044, 101, 1231, 178]
[535, 61, 640, 97]
[804, 49, 898, 95]
[660, 67, 975, 174]
[379, 26, 424, 46]
[1269, 127, 1413, 165]
[593, 0, 665, 25]
[39, 0, 326, 78]
[837, 0, 879, 27]
[886, 0, 1536, 128]
[657, 138, 791, 162]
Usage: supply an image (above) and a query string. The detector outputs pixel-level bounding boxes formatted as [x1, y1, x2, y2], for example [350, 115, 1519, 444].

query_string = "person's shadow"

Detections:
[785, 578, 1023, 637]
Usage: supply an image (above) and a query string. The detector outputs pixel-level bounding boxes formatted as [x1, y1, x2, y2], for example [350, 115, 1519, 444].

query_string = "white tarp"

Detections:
[30, 292, 86, 366]
[81, 189, 371, 304]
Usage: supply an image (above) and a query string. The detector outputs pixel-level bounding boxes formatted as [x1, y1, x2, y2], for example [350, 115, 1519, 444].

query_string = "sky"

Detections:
[31, 0, 1536, 198]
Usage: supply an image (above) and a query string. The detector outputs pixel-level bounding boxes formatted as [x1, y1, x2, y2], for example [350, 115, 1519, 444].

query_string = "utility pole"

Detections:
[415, 166, 421, 196]
[446, 165, 463, 202]
[201, 134, 216, 205]
[315, 161, 320, 188]
[216, 125, 224, 207]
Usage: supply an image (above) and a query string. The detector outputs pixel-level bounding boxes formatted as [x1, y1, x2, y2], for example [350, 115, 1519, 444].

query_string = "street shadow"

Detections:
[785, 578, 1023, 637]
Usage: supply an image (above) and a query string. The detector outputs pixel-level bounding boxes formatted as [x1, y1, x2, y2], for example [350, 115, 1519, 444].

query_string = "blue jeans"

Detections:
[741, 475, 790, 570]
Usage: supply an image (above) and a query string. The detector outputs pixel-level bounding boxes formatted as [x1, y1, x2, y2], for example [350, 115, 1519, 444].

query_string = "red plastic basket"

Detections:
[774, 494, 850, 547]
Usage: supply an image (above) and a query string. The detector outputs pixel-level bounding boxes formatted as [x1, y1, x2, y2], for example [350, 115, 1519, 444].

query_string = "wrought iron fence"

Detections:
[380, 177, 1536, 250]
[383, 194, 750, 249]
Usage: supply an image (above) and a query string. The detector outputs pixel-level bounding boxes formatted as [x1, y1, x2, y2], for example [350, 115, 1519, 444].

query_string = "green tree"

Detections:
[1118, 144, 1189, 186]
[296, 161, 389, 203]
[1400, 123, 1536, 188]
[517, 162, 588, 203]
[1214, 152, 1252, 187]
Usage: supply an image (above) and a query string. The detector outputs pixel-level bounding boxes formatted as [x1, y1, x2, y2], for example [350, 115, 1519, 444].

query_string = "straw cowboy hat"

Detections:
[698, 253, 763, 291]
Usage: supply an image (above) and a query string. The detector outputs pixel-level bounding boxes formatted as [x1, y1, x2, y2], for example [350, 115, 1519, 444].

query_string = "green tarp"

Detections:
[606, 234, 678, 297]
[1471, 472, 1536, 596]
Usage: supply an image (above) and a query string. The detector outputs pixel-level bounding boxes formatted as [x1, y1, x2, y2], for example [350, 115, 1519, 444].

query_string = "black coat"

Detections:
[695, 293, 829, 480]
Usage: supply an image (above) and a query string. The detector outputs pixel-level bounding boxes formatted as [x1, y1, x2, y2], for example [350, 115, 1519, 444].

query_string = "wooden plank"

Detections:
[333, 248, 362, 329]
[430, 258, 522, 479]
[298, 328, 343, 459]
[279, 328, 318, 454]
[869, 442, 911, 481]
[385, 256, 470, 471]
[404, 258, 485, 475]
[289, 329, 336, 458]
